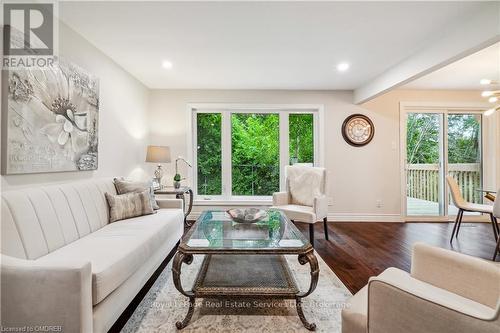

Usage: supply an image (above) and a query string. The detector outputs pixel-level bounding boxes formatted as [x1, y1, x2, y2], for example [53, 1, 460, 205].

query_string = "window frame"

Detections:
[188, 103, 324, 202]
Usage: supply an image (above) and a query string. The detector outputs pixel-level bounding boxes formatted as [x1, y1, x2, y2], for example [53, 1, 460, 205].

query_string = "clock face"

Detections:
[342, 114, 374, 146]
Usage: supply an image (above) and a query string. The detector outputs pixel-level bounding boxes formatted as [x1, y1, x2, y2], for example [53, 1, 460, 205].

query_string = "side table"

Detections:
[155, 186, 193, 226]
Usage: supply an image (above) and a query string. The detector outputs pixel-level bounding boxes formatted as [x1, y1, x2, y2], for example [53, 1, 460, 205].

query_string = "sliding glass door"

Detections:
[406, 113, 445, 216]
[447, 114, 482, 215]
[405, 111, 482, 218]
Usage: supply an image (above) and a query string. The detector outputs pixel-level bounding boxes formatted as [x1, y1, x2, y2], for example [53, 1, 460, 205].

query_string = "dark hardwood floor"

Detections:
[110, 220, 497, 331]
[295, 221, 498, 294]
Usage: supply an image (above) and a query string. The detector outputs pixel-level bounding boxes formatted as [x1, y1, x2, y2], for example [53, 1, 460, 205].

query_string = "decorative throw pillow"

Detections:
[288, 166, 324, 207]
[105, 190, 154, 223]
[113, 178, 160, 210]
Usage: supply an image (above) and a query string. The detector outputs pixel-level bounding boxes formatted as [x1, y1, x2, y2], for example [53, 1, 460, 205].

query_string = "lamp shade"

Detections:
[146, 145, 171, 163]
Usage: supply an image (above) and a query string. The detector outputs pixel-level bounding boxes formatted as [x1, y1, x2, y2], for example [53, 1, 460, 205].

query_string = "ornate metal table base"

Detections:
[172, 251, 319, 331]
[154, 186, 193, 226]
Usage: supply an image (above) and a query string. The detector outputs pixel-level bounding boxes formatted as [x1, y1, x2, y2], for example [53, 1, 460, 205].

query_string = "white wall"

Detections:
[2, 23, 495, 222]
[1, 22, 150, 190]
[148, 89, 498, 221]
[148, 89, 402, 221]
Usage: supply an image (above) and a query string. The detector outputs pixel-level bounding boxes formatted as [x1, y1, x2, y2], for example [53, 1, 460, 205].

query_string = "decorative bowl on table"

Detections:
[227, 208, 268, 224]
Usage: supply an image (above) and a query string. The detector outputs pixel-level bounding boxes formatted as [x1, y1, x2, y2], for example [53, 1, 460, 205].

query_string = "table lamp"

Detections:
[146, 145, 171, 184]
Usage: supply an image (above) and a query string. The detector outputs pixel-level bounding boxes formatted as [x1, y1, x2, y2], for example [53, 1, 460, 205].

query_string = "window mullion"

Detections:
[279, 112, 289, 191]
[221, 111, 232, 198]
[314, 112, 319, 166]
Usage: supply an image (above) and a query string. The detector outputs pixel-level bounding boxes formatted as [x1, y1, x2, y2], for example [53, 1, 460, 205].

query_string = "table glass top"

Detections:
[184, 209, 308, 250]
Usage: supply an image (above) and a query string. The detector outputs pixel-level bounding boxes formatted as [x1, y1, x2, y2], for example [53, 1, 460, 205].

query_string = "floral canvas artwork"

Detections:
[3, 58, 99, 174]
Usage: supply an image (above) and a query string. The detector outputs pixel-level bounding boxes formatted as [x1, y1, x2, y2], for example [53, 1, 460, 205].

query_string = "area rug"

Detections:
[121, 253, 352, 332]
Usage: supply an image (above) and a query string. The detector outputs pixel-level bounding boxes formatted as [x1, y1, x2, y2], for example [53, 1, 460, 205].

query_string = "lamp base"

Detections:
[154, 165, 163, 184]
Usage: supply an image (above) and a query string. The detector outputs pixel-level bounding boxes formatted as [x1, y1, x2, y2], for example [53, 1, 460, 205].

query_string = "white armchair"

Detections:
[342, 243, 500, 333]
[271, 165, 328, 247]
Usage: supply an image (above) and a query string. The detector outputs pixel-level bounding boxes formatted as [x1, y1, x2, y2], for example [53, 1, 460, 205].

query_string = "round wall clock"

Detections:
[341, 114, 375, 147]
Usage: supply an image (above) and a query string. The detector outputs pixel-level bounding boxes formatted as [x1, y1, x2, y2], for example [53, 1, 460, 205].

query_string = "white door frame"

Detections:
[399, 101, 492, 222]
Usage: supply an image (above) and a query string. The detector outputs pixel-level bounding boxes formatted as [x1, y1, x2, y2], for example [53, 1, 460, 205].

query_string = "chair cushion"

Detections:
[36, 208, 183, 305]
[342, 285, 367, 333]
[271, 204, 316, 223]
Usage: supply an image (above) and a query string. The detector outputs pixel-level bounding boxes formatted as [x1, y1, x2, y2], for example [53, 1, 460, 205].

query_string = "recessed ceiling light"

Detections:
[162, 60, 173, 69]
[336, 62, 350, 72]
[480, 79, 492, 85]
[488, 96, 498, 103]
[482, 91, 493, 97]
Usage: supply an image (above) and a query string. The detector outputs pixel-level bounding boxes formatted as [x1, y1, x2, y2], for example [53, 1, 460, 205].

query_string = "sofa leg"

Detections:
[309, 224, 314, 247]
[323, 217, 329, 241]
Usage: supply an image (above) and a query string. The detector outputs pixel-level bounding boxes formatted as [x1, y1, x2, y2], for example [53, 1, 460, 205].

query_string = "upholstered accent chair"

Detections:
[342, 243, 500, 333]
[271, 165, 328, 247]
[493, 192, 500, 260]
[446, 175, 498, 243]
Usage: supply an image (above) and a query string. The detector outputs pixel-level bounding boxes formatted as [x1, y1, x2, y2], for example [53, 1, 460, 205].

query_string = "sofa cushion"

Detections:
[113, 178, 159, 210]
[1, 179, 115, 260]
[105, 190, 153, 223]
[36, 208, 184, 305]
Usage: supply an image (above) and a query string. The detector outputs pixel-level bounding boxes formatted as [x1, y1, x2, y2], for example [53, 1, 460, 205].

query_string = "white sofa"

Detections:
[1, 178, 184, 332]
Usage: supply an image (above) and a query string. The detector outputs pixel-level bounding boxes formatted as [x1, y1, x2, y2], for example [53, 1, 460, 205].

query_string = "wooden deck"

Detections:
[407, 197, 460, 216]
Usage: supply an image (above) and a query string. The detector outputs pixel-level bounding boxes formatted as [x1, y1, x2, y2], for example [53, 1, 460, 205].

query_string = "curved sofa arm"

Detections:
[156, 198, 184, 210]
[313, 195, 328, 220]
[272, 192, 289, 206]
[1, 255, 93, 333]
[367, 268, 500, 333]
[411, 242, 500, 309]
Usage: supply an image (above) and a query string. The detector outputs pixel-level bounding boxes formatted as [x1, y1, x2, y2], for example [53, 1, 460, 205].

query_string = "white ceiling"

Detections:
[403, 42, 500, 90]
[60, 1, 483, 90]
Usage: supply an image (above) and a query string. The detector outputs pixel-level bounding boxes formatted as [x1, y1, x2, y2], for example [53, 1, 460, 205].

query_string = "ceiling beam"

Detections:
[354, 2, 500, 104]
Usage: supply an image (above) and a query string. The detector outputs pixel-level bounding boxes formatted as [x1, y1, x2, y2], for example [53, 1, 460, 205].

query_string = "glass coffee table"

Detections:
[172, 209, 319, 330]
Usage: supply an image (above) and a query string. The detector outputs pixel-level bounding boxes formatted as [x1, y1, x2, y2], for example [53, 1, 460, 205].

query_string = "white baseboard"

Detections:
[327, 214, 403, 222]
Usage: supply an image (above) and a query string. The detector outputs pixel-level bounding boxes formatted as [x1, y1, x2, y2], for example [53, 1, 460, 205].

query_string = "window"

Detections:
[232, 113, 280, 195]
[289, 113, 314, 165]
[192, 106, 321, 200]
[196, 113, 222, 195]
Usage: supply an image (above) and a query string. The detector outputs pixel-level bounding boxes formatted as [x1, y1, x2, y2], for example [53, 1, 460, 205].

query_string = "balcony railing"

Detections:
[406, 163, 481, 204]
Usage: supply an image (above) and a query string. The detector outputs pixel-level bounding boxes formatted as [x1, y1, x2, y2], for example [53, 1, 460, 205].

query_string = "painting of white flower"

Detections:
[3, 57, 99, 174]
